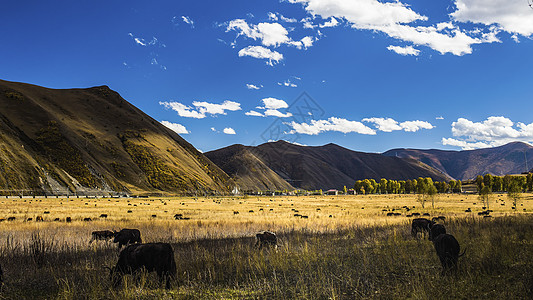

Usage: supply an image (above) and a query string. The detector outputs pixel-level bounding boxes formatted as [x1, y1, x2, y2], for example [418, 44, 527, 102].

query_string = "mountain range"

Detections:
[1, 79, 531, 194]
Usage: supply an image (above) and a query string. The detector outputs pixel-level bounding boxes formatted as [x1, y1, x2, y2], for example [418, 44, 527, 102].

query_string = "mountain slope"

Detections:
[206, 141, 448, 190]
[0, 79, 231, 195]
[383, 142, 533, 180]
[203, 144, 294, 192]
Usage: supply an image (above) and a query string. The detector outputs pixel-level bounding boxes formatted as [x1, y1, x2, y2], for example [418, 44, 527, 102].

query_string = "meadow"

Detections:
[0, 193, 531, 299]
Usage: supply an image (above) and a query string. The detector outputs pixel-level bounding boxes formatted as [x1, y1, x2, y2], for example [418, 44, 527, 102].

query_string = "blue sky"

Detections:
[2, 0, 533, 153]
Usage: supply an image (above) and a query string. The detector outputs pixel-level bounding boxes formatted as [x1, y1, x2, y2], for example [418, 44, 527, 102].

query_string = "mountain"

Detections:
[203, 144, 294, 192]
[383, 142, 533, 180]
[206, 141, 448, 191]
[0, 79, 232, 195]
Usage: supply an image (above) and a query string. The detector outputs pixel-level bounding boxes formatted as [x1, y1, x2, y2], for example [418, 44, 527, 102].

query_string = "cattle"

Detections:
[432, 234, 465, 274]
[113, 229, 142, 249]
[429, 224, 446, 241]
[99, 214, 108, 219]
[83, 217, 92, 222]
[66, 217, 72, 223]
[90, 230, 115, 243]
[411, 218, 434, 238]
[7, 217, 15, 221]
[255, 231, 277, 249]
[233, 211, 239, 215]
[36, 216, 44, 222]
[110, 243, 176, 289]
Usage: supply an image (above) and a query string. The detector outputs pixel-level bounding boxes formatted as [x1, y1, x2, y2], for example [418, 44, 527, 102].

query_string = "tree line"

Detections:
[353, 178, 462, 195]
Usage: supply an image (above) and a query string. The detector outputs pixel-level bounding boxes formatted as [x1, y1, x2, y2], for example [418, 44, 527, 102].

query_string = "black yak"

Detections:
[432, 234, 465, 274]
[113, 229, 142, 249]
[429, 224, 446, 241]
[255, 231, 277, 249]
[110, 243, 176, 289]
[411, 218, 434, 238]
[90, 230, 115, 243]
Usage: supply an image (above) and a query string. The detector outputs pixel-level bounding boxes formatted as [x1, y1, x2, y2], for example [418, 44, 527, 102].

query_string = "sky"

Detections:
[1, 0, 533, 153]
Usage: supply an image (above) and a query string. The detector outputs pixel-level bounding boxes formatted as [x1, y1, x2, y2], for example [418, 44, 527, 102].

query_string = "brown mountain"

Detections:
[383, 142, 533, 180]
[0, 79, 232, 195]
[206, 141, 448, 190]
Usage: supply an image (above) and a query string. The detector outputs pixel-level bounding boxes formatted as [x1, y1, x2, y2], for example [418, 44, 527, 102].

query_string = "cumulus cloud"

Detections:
[246, 97, 293, 118]
[290, 0, 501, 55]
[223, 127, 236, 135]
[387, 45, 420, 56]
[160, 100, 241, 118]
[442, 116, 533, 149]
[246, 83, 263, 90]
[289, 117, 376, 135]
[161, 121, 189, 134]
[227, 19, 291, 47]
[238, 46, 283, 66]
[451, 0, 533, 37]
[362, 118, 434, 132]
[159, 101, 205, 119]
[320, 17, 339, 28]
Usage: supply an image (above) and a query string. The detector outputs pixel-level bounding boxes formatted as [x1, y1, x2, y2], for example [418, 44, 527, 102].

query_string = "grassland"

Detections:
[0, 193, 532, 299]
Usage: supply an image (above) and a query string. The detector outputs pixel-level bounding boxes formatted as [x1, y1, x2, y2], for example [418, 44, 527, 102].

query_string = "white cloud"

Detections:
[238, 46, 283, 66]
[182, 16, 195, 27]
[268, 12, 278, 21]
[247, 97, 293, 118]
[264, 109, 293, 118]
[246, 83, 262, 90]
[128, 33, 165, 47]
[362, 117, 434, 132]
[227, 19, 290, 47]
[278, 80, 298, 87]
[223, 127, 236, 135]
[436, 116, 444, 120]
[159, 101, 205, 119]
[161, 121, 189, 134]
[441, 138, 491, 150]
[211, 127, 216, 132]
[289, 117, 376, 135]
[451, 0, 533, 37]
[245, 110, 264, 117]
[262, 97, 289, 110]
[291, 0, 502, 55]
[387, 45, 420, 56]
[320, 17, 339, 28]
[160, 100, 241, 118]
[193, 100, 241, 115]
[442, 116, 533, 149]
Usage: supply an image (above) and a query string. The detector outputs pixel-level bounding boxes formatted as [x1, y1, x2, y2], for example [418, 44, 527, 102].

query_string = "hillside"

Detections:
[206, 141, 448, 190]
[383, 142, 533, 180]
[0, 79, 232, 195]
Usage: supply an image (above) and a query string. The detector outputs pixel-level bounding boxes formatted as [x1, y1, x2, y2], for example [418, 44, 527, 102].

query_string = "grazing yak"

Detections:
[110, 243, 176, 289]
[255, 231, 277, 249]
[432, 234, 465, 274]
[113, 229, 142, 249]
[429, 224, 447, 241]
[90, 230, 115, 243]
[411, 218, 435, 238]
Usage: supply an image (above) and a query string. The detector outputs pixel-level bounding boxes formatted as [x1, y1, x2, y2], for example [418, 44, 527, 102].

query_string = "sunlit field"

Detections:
[0, 193, 532, 299]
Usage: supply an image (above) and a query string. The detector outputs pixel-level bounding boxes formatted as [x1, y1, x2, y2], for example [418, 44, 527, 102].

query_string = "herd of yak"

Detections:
[0, 218, 462, 290]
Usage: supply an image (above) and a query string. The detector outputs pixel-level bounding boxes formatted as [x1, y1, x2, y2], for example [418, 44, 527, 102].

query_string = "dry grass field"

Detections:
[0, 193, 532, 299]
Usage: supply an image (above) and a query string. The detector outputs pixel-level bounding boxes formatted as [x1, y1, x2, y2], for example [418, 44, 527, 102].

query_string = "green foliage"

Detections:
[507, 178, 523, 207]
[36, 121, 97, 187]
[479, 185, 492, 209]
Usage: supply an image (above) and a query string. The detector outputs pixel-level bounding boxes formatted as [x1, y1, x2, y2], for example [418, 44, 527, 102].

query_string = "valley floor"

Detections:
[0, 194, 531, 299]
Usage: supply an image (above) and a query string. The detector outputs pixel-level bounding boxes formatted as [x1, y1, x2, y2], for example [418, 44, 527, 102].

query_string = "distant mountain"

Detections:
[0, 79, 232, 195]
[383, 142, 533, 180]
[206, 141, 448, 190]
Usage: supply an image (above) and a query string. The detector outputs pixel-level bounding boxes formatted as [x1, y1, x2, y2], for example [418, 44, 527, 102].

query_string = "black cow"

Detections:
[411, 218, 434, 238]
[432, 234, 465, 274]
[429, 224, 446, 241]
[90, 230, 115, 243]
[113, 229, 142, 249]
[110, 243, 176, 289]
[255, 231, 277, 249]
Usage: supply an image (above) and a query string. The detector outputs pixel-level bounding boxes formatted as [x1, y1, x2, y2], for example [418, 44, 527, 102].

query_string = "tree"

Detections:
[379, 178, 388, 194]
[479, 184, 492, 210]
[475, 175, 484, 193]
[416, 177, 437, 209]
[343, 185, 347, 195]
[483, 174, 494, 191]
[527, 173, 533, 192]
[448, 180, 456, 193]
[507, 179, 522, 208]
[492, 176, 503, 192]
